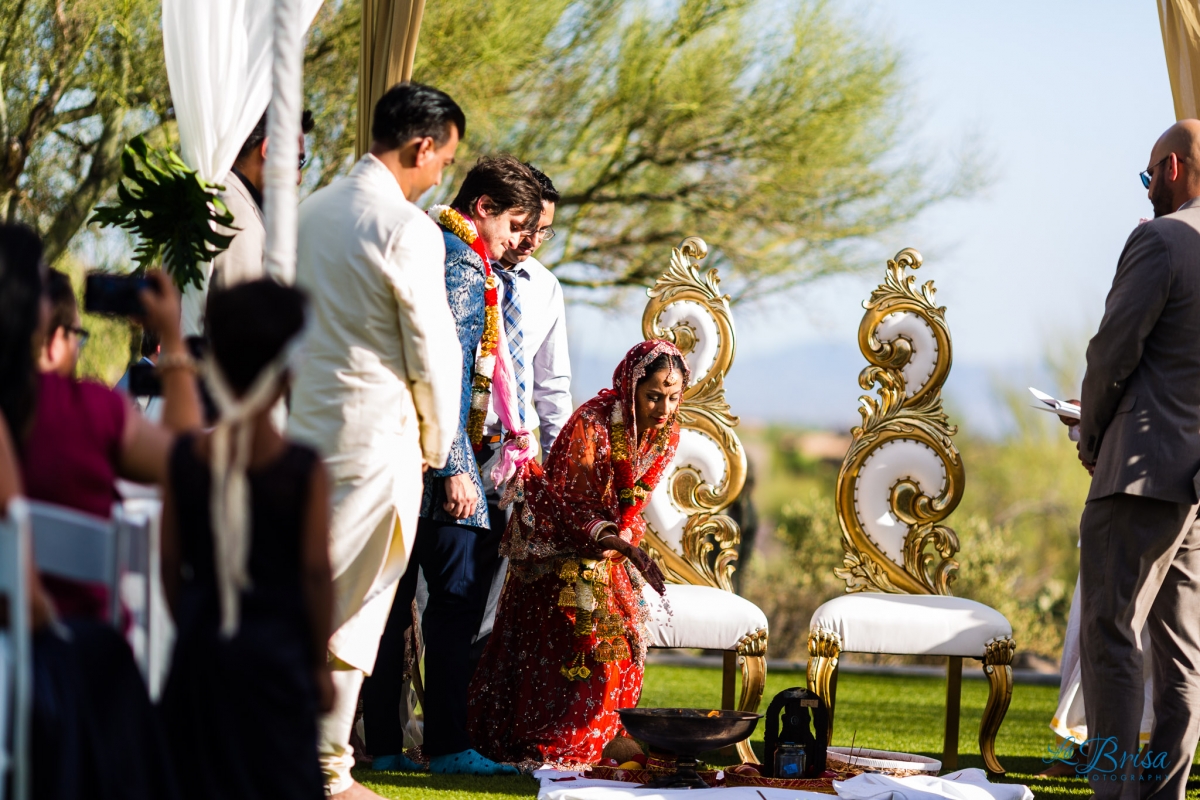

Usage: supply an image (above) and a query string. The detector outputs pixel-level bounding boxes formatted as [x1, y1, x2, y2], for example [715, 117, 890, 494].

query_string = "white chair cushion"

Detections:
[810, 593, 1012, 658]
[643, 583, 768, 651]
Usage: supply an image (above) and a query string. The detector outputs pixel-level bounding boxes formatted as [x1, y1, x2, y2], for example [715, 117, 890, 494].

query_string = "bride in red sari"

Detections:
[467, 340, 690, 766]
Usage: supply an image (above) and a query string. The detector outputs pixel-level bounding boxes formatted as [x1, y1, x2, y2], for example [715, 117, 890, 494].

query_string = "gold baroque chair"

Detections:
[806, 248, 1015, 774]
[636, 237, 769, 765]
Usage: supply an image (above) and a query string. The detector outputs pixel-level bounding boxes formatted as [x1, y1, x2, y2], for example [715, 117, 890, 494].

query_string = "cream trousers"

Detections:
[319, 660, 364, 795]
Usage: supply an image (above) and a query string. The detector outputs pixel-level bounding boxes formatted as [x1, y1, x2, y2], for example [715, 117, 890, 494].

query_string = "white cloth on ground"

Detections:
[533, 769, 826, 800]
[832, 768, 1032, 800]
[1051, 573, 1153, 742]
[532, 769, 1029, 800]
[288, 153, 461, 674]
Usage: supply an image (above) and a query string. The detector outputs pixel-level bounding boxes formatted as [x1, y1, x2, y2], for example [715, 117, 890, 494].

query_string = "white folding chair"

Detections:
[0, 498, 32, 800]
[27, 499, 160, 685]
[117, 496, 166, 694]
[28, 500, 121, 629]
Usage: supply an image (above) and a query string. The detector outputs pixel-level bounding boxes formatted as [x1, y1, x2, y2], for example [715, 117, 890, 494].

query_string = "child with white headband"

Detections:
[158, 279, 334, 800]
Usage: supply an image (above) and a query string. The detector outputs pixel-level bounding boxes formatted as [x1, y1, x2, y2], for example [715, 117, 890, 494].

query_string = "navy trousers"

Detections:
[362, 512, 504, 757]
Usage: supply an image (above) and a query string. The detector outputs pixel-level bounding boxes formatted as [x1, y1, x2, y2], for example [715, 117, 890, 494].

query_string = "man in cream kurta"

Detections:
[288, 83, 466, 799]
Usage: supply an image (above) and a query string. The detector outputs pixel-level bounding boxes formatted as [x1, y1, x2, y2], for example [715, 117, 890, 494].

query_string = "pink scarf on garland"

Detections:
[454, 209, 537, 488]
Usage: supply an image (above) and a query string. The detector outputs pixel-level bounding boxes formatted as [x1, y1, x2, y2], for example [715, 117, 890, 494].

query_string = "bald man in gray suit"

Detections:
[1077, 119, 1200, 800]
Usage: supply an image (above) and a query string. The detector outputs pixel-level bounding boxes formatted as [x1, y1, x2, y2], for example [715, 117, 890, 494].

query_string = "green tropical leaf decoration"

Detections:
[89, 135, 238, 292]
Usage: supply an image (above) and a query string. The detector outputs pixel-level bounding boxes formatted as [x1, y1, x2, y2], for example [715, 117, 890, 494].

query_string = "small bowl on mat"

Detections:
[827, 747, 941, 777]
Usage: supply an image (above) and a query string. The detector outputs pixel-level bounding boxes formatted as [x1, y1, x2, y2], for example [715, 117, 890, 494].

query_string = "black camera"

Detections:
[83, 272, 155, 316]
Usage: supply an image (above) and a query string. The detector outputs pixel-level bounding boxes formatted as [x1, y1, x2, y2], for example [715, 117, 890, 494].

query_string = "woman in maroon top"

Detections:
[0, 224, 202, 619]
[0, 222, 200, 800]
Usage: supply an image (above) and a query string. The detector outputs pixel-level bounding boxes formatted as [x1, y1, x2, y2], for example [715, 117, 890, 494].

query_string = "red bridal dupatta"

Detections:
[467, 341, 690, 766]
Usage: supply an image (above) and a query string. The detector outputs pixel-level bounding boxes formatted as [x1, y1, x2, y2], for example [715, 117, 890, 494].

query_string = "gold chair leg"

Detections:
[943, 656, 962, 772]
[719, 652, 738, 757]
[722, 651, 737, 711]
[734, 629, 768, 764]
[979, 637, 1015, 775]
[807, 629, 841, 744]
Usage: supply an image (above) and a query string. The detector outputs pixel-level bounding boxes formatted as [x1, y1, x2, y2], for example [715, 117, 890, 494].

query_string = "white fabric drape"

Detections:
[1158, 0, 1200, 120]
[262, 0, 308, 286]
[1051, 574, 1154, 743]
[161, 0, 323, 333]
[356, 0, 427, 158]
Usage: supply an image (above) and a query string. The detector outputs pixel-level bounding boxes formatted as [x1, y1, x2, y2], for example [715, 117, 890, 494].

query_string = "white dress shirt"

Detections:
[484, 254, 572, 456]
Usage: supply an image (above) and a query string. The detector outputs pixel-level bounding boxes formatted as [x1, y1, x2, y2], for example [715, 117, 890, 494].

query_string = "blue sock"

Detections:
[429, 749, 519, 776]
[370, 753, 426, 772]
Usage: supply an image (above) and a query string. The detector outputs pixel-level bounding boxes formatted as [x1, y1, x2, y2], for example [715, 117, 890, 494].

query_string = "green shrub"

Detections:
[57, 253, 137, 387]
[739, 489, 845, 661]
[953, 515, 1070, 659]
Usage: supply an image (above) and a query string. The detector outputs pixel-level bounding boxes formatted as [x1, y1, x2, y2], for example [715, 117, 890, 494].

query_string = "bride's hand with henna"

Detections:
[600, 533, 667, 596]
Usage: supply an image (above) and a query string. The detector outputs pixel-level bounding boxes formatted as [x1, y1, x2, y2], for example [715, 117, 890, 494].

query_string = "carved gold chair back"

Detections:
[640, 237, 747, 590]
[834, 247, 964, 596]
[808, 248, 1016, 775]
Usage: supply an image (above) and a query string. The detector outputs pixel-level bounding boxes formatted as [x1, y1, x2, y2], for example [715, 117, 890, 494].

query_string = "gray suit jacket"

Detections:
[1081, 199, 1200, 504]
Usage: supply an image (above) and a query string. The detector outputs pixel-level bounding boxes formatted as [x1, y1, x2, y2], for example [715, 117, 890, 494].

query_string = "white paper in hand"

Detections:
[1029, 387, 1081, 420]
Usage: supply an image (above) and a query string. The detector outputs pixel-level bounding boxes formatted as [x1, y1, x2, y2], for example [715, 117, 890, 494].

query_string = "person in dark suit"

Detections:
[1076, 119, 1200, 800]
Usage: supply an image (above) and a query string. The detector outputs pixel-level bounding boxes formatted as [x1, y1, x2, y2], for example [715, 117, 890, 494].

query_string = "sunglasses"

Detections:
[1141, 154, 1171, 189]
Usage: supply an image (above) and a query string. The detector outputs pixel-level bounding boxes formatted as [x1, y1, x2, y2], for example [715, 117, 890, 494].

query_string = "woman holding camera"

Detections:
[0, 223, 202, 619]
[0, 221, 200, 799]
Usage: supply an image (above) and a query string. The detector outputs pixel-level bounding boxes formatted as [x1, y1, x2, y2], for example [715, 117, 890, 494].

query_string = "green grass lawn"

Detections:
[357, 663, 1198, 799]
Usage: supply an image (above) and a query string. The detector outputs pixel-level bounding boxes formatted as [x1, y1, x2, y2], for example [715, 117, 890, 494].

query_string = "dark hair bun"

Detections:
[206, 280, 308, 395]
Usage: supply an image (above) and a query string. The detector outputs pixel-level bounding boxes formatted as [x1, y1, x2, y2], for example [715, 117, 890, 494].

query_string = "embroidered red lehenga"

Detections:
[467, 341, 689, 766]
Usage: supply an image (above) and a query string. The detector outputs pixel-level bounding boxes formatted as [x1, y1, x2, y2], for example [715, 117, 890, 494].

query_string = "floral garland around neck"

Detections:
[429, 204, 501, 453]
[610, 401, 674, 531]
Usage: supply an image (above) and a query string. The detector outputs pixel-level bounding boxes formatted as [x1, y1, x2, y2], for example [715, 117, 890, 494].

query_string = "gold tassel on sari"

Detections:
[611, 636, 631, 662]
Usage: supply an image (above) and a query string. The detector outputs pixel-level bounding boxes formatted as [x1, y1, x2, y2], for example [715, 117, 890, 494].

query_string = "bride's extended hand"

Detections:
[600, 534, 667, 596]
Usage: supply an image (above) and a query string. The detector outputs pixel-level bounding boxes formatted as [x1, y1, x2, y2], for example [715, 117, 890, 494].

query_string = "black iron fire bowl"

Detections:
[618, 707, 762, 789]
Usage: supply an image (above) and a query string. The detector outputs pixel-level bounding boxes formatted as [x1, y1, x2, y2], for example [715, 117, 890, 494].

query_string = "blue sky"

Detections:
[564, 1, 1179, 430]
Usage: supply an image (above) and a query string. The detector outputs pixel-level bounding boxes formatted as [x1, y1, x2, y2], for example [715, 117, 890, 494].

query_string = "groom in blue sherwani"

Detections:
[361, 155, 544, 776]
